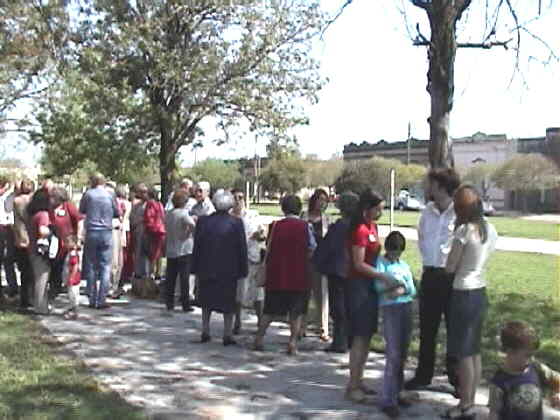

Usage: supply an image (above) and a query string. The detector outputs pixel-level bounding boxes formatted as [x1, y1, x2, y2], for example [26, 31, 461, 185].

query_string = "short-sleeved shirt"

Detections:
[374, 256, 416, 306]
[452, 221, 498, 290]
[30, 211, 51, 249]
[348, 222, 381, 280]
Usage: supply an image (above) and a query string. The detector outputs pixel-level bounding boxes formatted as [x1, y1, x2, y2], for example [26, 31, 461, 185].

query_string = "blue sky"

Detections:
[5, 1, 560, 167]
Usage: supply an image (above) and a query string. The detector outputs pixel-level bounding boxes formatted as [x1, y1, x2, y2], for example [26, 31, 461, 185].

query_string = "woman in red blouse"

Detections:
[143, 187, 166, 277]
[345, 188, 397, 403]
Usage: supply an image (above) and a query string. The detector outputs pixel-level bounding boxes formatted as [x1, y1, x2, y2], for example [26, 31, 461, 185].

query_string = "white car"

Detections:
[396, 190, 425, 211]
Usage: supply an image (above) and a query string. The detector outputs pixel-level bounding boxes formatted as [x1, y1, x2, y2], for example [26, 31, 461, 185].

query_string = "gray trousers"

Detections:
[30, 253, 51, 314]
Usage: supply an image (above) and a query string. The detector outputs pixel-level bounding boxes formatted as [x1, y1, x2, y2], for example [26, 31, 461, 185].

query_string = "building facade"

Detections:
[343, 128, 560, 211]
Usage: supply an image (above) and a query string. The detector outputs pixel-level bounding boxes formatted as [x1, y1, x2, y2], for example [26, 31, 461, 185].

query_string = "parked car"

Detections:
[483, 200, 496, 216]
[396, 189, 425, 211]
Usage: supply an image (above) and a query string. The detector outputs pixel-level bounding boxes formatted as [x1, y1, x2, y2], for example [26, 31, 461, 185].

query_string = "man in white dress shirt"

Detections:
[405, 168, 461, 391]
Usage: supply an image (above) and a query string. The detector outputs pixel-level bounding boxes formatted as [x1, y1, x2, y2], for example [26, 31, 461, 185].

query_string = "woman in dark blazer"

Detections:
[192, 190, 248, 346]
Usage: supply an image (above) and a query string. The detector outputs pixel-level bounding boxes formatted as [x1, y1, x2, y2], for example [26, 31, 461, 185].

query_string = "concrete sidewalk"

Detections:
[40, 296, 486, 420]
[259, 216, 560, 256]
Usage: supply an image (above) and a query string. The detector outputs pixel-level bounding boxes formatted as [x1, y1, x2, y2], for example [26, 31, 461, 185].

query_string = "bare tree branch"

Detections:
[413, 39, 511, 49]
[320, 0, 353, 39]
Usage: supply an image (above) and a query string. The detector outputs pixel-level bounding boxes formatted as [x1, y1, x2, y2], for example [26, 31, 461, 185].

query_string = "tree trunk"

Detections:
[159, 128, 178, 204]
[427, 2, 459, 169]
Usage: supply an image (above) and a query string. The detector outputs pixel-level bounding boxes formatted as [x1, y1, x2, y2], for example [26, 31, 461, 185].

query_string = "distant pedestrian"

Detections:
[62, 235, 82, 320]
[301, 188, 331, 342]
[163, 189, 195, 314]
[312, 191, 359, 353]
[79, 173, 120, 309]
[253, 195, 316, 355]
[192, 190, 248, 345]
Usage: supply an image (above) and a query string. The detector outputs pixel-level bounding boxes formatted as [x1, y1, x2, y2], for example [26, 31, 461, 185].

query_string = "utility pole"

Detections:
[407, 121, 411, 165]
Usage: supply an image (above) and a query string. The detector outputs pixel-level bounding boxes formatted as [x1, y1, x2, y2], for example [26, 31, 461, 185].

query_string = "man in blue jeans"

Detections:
[80, 173, 120, 309]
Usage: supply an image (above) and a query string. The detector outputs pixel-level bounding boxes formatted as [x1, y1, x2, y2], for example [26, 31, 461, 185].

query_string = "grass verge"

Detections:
[374, 243, 560, 378]
[0, 310, 146, 420]
[252, 204, 559, 241]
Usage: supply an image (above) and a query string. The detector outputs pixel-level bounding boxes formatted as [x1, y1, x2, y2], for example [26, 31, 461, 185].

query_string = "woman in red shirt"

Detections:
[345, 188, 397, 403]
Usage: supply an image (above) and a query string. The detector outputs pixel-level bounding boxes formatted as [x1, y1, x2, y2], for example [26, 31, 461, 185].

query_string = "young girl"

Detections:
[374, 231, 416, 418]
[489, 321, 560, 420]
[63, 235, 81, 320]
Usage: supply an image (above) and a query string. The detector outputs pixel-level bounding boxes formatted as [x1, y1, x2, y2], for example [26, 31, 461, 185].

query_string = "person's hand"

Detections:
[551, 393, 560, 409]
[389, 286, 406, 299]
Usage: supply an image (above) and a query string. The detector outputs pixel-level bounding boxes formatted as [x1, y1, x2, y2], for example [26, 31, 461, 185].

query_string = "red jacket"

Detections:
[265, 217, 310, 292]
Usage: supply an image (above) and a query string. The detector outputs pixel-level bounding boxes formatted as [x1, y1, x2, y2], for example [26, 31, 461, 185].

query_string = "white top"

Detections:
[452, 222, 498, 290]
[417, 201, 455, 268]
[237, 208, 262, 264]
[0, 191, 15, 225]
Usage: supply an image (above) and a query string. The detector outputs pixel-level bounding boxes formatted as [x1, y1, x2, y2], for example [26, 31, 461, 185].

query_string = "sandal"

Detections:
[344, 387, 367, 404]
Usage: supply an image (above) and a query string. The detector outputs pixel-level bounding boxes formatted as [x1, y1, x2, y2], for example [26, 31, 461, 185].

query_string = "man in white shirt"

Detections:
[0, 177, 18, 298]
[405, 168, 461, 391]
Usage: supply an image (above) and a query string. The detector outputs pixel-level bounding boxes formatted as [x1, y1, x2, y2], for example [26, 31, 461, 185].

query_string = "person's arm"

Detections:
[535, 362, 560, 408]
[417, 210, 428, 263]
[306, 223, 317, 256]
[79, 192, 88, 214]
[487, 383, 504, 420]
[237, 219, 249, 278]
[351, 246, 396, 284]
[445, 225, 467, 274]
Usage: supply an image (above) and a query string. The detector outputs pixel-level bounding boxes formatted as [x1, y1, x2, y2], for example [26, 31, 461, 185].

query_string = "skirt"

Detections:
[345, 278, 378, 339]
[447, 288, 488, 358]
[263, 290, 310, 317]
[198, 275, 238, 313]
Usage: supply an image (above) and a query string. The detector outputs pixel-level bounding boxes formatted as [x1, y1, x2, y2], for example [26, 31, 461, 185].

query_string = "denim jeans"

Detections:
[84, 229, 113, 307]
[382, 302, 412, 407]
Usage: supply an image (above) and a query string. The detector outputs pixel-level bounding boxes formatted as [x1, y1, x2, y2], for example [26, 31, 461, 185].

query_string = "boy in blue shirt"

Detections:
[374, 231, 417, 418]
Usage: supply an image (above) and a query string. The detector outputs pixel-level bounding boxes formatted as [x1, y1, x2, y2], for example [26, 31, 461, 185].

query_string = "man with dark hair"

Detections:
[405, 168, 461, 391]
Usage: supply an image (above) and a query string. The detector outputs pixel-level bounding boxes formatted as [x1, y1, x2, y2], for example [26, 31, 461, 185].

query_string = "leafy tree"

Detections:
[462, 163, 497, 200]
[493, 154, 560, 212]
[260, 155, 307, 195]
[32, 71, 159, 183]
[335, 157, 426, 198]
[305, 157, 343, 188]
[44, 1, 326, 202]
[183, 159, 242, 191]
[0, 1, 68, 134]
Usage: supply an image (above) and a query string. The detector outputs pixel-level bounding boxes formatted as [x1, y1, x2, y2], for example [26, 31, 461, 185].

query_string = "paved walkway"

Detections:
[40, 296, 488, 420]
[259, 217, 560, 256]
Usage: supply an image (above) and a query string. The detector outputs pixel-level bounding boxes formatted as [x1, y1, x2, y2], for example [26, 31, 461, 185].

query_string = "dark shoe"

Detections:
[88, 303, 96, 309]
[397, 396, 413, 408]
[223, 337, 237, 346]
[182, 306, 194, 313]
[441, 405, 475, 419]
[232, 325, 241, 335]
[200, 333, 211, 343]
[324, 346, 347, 354]
[381, 406, 400, 418]
[404, 377, 431, 391]
[97, 303, 112, 310]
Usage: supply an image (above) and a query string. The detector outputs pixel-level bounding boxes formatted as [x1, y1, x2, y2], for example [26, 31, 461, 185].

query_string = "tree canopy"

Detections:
[28, 0, 326, 200]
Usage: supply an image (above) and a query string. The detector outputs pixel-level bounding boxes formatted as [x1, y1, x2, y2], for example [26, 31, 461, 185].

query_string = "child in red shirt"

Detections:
[63, 235, 81, 320]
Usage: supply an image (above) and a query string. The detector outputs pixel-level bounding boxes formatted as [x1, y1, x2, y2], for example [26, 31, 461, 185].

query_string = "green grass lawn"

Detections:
[380, 243, 560, 377]
[252, 204, 560, 241]
[0, 311, 146, 420]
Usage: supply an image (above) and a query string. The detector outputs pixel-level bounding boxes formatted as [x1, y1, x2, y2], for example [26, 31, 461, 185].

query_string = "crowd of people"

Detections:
[0, 168, 559, 420]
